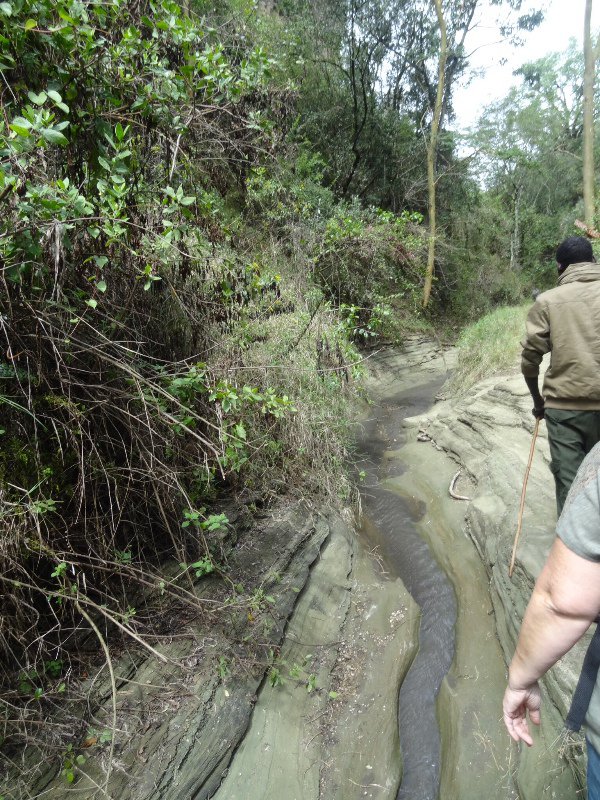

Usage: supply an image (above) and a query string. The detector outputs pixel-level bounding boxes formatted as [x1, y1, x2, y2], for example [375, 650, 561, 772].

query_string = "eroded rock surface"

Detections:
[19, 506, 416, 800]
[11, 337, 585, 800]
[404, 347, 585, 798]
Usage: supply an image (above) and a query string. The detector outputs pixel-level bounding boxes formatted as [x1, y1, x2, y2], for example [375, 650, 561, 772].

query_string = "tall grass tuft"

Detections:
[451, 304, 530, 395]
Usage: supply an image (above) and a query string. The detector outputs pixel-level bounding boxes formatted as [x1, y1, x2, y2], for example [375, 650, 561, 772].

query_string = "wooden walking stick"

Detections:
[509, 418, 540, 578]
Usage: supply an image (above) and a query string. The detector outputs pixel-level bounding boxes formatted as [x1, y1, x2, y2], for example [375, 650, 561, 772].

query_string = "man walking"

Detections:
[521, 235, 600, 512]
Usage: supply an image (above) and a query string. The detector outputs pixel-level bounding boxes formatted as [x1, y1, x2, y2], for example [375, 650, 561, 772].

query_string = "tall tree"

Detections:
[583, 0, 595, 226]
[466, 43, 589, 294]
[417, 0, 541, 306]
[423, 0, 448, 308]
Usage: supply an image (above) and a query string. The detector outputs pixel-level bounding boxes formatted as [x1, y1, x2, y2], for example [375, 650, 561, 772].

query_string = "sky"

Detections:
[453, 0, 599, 132]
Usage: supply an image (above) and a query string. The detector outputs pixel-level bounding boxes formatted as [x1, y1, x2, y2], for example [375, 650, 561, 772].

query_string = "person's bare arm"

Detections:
[503, 538, 600, 745]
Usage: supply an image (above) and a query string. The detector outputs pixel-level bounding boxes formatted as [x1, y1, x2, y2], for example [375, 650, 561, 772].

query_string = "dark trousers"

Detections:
[545, 409, 600, 514]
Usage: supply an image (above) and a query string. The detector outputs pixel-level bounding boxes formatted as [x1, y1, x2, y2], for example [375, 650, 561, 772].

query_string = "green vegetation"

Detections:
[0, 0, 598, 791]
[0, 1, 434, 789]
[451, 305, 529, 394]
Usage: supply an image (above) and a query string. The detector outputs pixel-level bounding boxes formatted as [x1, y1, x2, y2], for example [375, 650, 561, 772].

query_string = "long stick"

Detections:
[509, 418, 540, 578]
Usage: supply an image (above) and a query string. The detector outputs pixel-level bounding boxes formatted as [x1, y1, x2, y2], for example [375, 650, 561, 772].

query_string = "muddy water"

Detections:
[356, 374, 457, 800]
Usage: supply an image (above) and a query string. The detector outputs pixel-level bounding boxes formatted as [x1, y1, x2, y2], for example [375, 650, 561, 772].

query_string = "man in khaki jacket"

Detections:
[521, 235, 600, 512]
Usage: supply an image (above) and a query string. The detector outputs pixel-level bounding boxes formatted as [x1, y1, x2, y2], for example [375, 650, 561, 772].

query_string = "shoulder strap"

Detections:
[566, 624, 600, 731]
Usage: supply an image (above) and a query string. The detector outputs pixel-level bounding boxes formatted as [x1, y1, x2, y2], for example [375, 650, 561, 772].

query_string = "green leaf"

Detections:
[40, 128, 68, 146]
[96, 280, 107, 293]
[57, 7, 77, 23]
[11, 116, 31, 129]
[93, 255, 108, 268]
[48, 91, 69, 113]
[85, 298, 98, 309]
[0, 3, 12, 16]
[9, 123, 31, 137]
[24, 18, 37, 30]
[28, 90, 47, 106]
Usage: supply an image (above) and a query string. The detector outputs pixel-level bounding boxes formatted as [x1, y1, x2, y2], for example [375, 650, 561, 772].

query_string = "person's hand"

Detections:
[532, 404, 545, 420]
[503, 682, 541, 746]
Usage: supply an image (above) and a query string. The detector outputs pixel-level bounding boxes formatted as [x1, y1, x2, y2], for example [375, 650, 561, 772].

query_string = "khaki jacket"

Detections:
[521, 262, 600, 410]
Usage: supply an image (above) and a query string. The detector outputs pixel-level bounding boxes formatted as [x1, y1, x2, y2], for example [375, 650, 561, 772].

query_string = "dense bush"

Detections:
[0, 0, 364, 787]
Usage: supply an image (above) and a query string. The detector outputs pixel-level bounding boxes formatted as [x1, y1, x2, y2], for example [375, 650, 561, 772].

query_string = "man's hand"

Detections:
[524, 376, 544, 419]
[503, 682, 541, 746]
[532, 404, 545, 420]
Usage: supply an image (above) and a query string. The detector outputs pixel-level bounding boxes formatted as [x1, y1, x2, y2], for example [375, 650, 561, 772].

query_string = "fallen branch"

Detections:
[449, 470, 471, 501]
[575, 219, 600, 239]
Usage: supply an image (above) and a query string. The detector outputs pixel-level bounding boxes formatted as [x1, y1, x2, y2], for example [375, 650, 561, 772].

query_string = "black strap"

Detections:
[566, 624, 600, 731]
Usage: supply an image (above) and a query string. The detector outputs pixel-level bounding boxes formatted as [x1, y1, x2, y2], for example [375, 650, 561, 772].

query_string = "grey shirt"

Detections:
[557, 442, 600, 751]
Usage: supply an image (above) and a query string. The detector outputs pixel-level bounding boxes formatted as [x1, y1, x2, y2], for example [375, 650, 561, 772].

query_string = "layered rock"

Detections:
[408, 356, 586, 798]
[9, 339, 586, 800]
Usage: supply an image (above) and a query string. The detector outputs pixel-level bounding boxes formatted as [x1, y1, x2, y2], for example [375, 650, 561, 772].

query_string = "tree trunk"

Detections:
[510, 183, 523, 272]
[422, 0, 448, 308]
[583, 0, 595, 227]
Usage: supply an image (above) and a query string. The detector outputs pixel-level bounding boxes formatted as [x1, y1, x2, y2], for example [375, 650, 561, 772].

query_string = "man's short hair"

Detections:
[556, 236, 594, 268]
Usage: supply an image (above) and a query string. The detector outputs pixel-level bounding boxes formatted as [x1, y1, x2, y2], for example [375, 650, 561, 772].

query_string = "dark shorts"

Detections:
[545, 409, 600, 513]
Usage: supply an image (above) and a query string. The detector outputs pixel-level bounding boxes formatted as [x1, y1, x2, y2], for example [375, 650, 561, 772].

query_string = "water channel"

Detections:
[356, 361, 457, 800]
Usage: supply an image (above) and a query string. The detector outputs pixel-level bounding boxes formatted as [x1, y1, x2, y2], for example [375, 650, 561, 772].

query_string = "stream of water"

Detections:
[356, 375, 457, 800]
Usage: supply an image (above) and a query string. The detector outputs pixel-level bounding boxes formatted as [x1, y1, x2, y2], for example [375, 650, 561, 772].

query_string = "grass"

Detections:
[450, 304, 530, 395]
